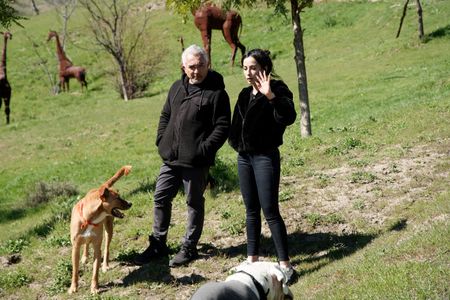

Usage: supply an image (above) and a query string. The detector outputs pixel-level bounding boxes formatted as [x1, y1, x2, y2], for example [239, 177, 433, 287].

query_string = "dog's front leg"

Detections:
[91, 240, 102, 294]
[68, 241, 81, 294]
[102, 216, 113, 272]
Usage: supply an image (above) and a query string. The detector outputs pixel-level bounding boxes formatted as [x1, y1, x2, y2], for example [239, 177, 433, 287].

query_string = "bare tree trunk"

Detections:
[80, 0, 151, 101]
[416, 0, 424, 40]
[56, 0, 77, 49]
[118, 63, 129, 101]
[31, 0, 39, 15]
[396, 0, 410, 38]
[291, 0, 312, 137]
[25, 34, 58, 95]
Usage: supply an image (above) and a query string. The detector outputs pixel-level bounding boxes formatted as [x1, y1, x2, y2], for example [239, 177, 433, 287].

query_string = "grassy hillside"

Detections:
[0, 0, 449, 299]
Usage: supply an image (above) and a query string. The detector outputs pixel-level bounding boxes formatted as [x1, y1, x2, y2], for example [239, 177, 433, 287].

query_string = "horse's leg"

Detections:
[0, 98, 3, 124]
[79, 72, 88, 92]
[200, 28, 212, 68]
[5, 94, 10, 124]
[59, 77, 65, 93]
[235, 18, 246, 60]
[222, 21, 238, 67]
[78, 76, 83, 92]
[0, 97, 8, 124]
[226, 15, 246, 67]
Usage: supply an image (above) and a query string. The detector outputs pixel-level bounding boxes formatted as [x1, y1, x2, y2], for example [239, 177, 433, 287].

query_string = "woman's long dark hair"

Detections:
[241, 48, 279, 78]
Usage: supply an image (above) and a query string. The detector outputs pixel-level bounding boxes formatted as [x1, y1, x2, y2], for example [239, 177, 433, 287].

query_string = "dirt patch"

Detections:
[279, 141, 449, 235]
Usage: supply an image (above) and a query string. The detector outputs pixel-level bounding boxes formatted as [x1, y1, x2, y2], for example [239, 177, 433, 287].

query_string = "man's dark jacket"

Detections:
[228, 80, 296, 154]
[156, 70, 231, 167]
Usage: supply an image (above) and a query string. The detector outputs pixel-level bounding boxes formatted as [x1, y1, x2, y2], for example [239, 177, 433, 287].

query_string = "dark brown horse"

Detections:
[193, 5, 245, 68]
[47, 31, 87, 93]
[0, 31, 12, 124]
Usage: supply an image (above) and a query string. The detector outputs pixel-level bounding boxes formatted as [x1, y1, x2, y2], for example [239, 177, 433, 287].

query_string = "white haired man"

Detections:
[134, 45, 231, 267]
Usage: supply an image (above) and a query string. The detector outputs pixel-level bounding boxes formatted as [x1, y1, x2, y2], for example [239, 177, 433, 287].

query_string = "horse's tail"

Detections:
[238, 14, 243, 38]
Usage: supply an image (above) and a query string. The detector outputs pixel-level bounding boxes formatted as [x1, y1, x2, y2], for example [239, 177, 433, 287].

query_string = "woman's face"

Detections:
[243, 56, 263, 85]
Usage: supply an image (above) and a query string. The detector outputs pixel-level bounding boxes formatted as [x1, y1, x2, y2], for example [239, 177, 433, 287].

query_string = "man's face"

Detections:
[183, 54, 208, 84]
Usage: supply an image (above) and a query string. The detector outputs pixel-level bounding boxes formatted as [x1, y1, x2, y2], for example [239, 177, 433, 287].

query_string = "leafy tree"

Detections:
[0, 0, 25, 28]
[167, 0, 313, 137]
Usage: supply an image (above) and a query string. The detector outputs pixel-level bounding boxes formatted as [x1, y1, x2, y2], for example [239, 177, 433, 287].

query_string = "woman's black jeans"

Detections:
[237, 149, 289, 261]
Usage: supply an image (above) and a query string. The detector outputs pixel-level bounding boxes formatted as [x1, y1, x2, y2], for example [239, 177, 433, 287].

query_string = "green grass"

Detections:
[1, 0, 449, 298]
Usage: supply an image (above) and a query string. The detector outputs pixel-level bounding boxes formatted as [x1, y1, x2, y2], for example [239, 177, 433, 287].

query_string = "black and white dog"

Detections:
[191, 261, 294, 300]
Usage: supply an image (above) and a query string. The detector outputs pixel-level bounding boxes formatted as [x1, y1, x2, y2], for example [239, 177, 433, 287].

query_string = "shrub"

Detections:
[1, 238, 29, 254]
[279, 189, 294, 202]
[325, 137, 363, 156]
[304, 213, 345, 228]
[350, 171, 377, 184]
[26, 182, 78, 207]
[0, 270, 32, 290]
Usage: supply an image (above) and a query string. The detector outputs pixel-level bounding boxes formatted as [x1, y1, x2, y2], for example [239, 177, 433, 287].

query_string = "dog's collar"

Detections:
[237, 270, 269, 300]
[77, 202, 100, 230]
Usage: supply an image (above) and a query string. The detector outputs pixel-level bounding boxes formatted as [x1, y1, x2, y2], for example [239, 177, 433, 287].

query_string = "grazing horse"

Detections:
[0, 31, 12, 124]
[47, 31, 87, 93]
[193, 5, 245, 68]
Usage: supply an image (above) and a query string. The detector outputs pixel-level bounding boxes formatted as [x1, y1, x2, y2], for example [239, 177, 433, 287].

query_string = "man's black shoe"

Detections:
[169, 246, 198, 267]
[133, 235, 168, 265]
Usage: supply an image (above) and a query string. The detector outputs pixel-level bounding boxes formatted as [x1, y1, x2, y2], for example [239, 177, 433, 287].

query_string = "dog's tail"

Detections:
[103, 165, 132, 188]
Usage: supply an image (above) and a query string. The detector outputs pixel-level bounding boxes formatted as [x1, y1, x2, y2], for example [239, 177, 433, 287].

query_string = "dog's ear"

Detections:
[270, 265, 293, 297]
[99, 186, 109, 201]
[270, 265, 285, 282]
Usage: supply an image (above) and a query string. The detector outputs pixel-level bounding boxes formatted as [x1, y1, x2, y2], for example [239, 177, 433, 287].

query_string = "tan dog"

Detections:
[191, 261, 294, 300]
[68, 165, 132, 294]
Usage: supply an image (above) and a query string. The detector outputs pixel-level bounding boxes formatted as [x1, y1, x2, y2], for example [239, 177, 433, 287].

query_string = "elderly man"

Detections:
[134, 45, 231, 267]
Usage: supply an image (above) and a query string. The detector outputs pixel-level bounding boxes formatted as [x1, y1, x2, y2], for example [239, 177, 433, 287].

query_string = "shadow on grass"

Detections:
[202, 231, 378, 278]
[0, 208, 27, 224]
[423, 24, 450, 42]
[108, 223, 410, 291]
[121, 257, 173, 286]
[116, 231, 378, 287]
[119, 256, 207, 287]
[286, 232, 377, 276]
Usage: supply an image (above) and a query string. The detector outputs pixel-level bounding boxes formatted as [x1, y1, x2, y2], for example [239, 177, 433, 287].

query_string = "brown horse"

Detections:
[193, 5, 245, 68]
[0, 31, 12, 124]
[47, 31, 87, 93]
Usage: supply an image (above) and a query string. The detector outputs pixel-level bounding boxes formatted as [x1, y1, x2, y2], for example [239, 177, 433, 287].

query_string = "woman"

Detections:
[228, 49, 297, 283]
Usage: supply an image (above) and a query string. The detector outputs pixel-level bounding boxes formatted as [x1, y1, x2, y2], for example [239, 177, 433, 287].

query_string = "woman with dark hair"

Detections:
[228, 49, 298, 283]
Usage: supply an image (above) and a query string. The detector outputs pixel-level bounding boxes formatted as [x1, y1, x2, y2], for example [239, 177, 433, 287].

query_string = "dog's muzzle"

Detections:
[112, 202, 132, 218]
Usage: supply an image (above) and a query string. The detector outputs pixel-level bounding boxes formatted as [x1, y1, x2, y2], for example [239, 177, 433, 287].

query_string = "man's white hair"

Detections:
[182, 44, 209, 66]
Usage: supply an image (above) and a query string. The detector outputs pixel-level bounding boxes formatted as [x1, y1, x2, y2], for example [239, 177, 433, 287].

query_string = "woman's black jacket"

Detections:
[228, 80, 296, 154]
[156, 70, 231, 167]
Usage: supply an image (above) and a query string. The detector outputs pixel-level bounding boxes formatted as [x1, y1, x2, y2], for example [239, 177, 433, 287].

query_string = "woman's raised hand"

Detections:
[255, 71, 275, 100]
